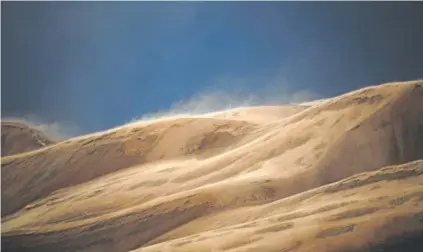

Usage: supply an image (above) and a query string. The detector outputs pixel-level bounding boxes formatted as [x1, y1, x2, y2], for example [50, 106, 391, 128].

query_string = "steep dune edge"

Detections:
[311, 81, 423, 185]
[2, 81, 423, 252]
[1, 121, 55, 156]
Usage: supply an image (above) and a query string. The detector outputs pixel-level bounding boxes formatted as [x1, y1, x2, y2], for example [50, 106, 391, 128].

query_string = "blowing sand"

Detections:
[1, 80, 423, 252]
[1, 121, 55, 156]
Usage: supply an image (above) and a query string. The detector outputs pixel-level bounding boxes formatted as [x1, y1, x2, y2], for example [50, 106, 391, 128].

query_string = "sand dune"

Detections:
[1, 80, 423, 252]
[1, 117, 260, 216]
[1, 121, 55, 156]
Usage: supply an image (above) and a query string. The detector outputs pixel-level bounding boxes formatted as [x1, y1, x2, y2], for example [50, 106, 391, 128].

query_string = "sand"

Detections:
[1, 121, 54, 156]
[1, 80, 423, 252]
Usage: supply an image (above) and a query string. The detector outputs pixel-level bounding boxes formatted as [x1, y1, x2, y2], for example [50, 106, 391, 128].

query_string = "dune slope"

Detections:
[1, 121, 55, 156]
[1, 80, 423, 252]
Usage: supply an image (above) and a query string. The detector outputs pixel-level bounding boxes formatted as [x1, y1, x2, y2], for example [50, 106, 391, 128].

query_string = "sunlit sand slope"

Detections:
[1, 117, 259, 216]
[204, 105, 307, 124]
[135, 160, 423, 252]
[2, 161, 423, 252]
[1, 80, 423, 252]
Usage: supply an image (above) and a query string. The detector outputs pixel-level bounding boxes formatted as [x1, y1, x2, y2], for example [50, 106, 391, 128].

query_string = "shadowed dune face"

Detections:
[1, 80, 423, 252]
[1, 122, 55, 156]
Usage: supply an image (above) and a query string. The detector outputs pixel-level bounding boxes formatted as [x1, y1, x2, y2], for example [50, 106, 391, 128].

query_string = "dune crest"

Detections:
[2, 80, 423, 252]
[1, 121, 55, 156]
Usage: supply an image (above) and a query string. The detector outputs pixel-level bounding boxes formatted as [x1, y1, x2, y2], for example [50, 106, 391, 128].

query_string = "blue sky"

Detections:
[2, 2, 423, 137]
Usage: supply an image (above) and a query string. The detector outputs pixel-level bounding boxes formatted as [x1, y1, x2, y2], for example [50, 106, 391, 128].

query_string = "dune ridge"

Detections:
[1, 80, 423, 252]
[1, 121, 55, 156]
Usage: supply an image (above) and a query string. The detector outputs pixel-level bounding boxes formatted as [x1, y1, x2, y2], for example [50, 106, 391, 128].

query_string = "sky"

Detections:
[2, 2, 423, 138]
